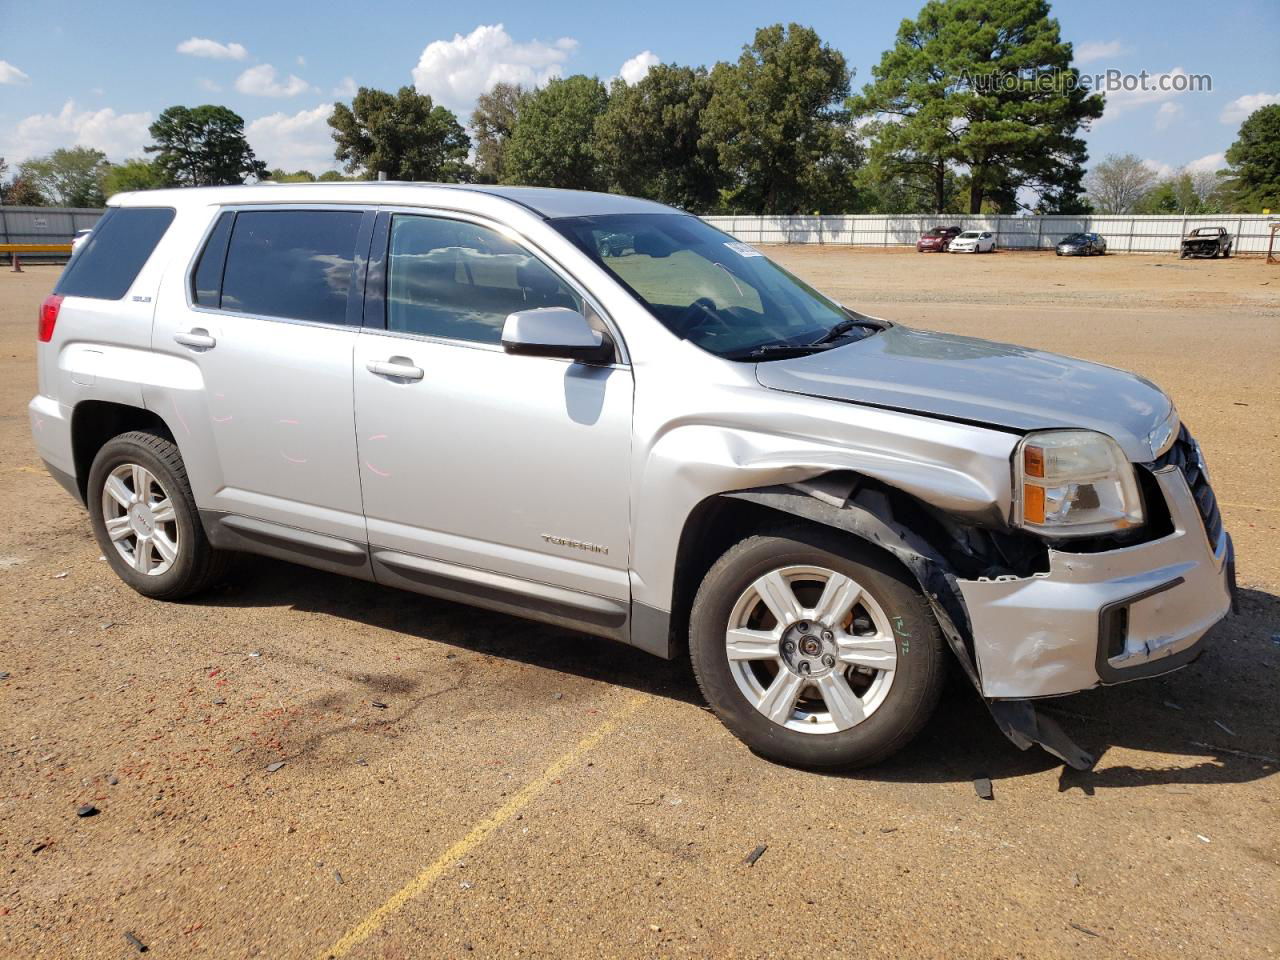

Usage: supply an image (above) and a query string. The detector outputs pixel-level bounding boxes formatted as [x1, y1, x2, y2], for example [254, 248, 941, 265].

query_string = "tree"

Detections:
[853, 0, 1104, 214]
[267, 168, 317, 182]
[317, 170, 350, 182]
[1084, 153, 1158, 213]
[101, 158, 168, 197]
[20, 147, 109, 207]
[1134, 170, 1228, 215]
[595, 65, 721, 210]
[504, 75, 609, 189]
[329, 86, 470, 182]
[0, 157, 7, 203]
[701, 24, 859, 213]
[4, 176, 46, 206]
[471, 82, 522, 184]
[146, 105, 267, 186]
[1220, 103, 1280, 212]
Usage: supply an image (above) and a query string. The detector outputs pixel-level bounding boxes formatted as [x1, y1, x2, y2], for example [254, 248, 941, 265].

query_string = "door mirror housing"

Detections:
[501, 308, 615, 365]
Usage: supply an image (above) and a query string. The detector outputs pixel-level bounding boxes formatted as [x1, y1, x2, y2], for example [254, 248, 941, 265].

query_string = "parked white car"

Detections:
[949, 230, 996, 253]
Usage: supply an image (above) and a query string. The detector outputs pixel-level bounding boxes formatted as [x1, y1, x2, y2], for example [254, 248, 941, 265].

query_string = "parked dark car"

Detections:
[597, 232, 635, 258]
[1180, 227, 1232, 259]
[916, 226, 962, 252]
[1056, 232, 1106, 256]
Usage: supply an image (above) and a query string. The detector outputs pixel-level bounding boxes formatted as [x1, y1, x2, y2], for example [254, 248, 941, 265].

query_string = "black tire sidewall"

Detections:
[690, 530, 945, 769]
[87, 433, 206, 599]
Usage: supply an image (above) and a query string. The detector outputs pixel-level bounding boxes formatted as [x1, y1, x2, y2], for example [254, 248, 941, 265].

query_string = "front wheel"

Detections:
[87, 430, 230, 600]
[689, 528, 947, 769]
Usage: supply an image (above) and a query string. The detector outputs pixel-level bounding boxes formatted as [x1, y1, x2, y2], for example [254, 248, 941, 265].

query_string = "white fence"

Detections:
[702, 214, 1279, 255]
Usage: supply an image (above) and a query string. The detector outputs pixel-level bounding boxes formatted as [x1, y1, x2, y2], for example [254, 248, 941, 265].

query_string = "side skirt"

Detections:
[370, 549, 629, 642]
[201, 511, 640, 648]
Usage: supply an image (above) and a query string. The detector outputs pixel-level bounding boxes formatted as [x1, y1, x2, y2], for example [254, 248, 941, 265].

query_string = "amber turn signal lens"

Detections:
[1023, 484, 1046, 524]
[1023, 445, 1045, 478]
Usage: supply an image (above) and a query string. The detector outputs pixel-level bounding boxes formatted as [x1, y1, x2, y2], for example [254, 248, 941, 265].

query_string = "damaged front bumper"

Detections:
[958, 466, 1234, 702]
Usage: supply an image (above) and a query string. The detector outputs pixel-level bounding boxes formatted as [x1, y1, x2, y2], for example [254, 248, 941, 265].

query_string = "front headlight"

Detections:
[1014, 430, 1144, 537]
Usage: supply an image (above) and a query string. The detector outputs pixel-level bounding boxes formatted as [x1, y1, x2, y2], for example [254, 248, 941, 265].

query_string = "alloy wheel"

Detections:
[101, 462, 180, 576]
[725, 565, 898, 734]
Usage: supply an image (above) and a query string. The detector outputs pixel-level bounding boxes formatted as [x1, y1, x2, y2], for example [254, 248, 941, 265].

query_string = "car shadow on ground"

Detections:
[203, 558, 1278, 791]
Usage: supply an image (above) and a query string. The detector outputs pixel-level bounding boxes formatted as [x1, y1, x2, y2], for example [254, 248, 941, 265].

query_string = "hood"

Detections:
[755, 325, 1173, 461]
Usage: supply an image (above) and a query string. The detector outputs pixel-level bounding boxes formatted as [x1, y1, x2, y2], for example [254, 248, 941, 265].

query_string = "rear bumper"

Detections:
[29, 395, 81, 503]
[958, 467, 1233, 699]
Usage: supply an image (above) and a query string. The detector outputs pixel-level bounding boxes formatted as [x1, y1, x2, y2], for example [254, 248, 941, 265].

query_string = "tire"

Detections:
[689, 527, 947, 769]
[87, 430, 230, 600]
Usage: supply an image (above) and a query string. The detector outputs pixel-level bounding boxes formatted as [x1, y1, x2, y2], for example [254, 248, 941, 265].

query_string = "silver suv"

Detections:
[30, 184, 1235, 769]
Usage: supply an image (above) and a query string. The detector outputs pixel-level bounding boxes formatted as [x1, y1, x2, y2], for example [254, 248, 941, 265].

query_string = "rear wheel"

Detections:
[689, 528, 946, 769]
[87, 431, 230, 600]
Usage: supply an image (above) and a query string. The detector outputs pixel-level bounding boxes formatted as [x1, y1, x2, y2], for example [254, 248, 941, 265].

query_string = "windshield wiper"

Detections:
[809, 315, 887, 346]
[723, 342, 840, 361]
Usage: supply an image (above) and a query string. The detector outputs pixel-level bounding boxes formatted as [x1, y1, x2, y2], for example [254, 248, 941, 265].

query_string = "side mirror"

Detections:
[501, 307, 615, 365]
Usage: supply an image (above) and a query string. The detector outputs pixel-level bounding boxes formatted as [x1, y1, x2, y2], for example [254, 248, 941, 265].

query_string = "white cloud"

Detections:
[177, 37, 248, 61]
[618, 50, 659, 85]
[1142, 158, 1174, 179]
[5, 100, 151, 162]
[235, 64, 311, 98]
[0, 60, 30, 84]
[1220, 91, 1280, 125]
[332, 75, 357, 98]
[198, 77, 222, 93]
[1075, 40, 1127, 64]
[411, 24, 576, 112]
[247, 104, 335, 171]
[1186, 152, 1226, 173]
[1095, 67, 1197, 125]
[1154, 101, 1182, 130]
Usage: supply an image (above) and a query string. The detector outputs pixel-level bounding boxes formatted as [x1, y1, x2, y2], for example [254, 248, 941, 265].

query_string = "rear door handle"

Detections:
[366, 358, 424, 381]
[174, 329, 216, 349]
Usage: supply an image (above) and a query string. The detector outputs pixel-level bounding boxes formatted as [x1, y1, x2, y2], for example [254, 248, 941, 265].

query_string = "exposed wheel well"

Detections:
[70, 401, 173, 501]
[667, 489, 918, 659]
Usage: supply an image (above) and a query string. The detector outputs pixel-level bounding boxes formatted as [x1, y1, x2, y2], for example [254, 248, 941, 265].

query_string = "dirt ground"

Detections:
[1, 250, 1277, 960]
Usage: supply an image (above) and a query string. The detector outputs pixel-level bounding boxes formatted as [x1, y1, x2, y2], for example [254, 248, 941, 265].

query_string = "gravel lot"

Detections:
[2, 250, 1277, 959]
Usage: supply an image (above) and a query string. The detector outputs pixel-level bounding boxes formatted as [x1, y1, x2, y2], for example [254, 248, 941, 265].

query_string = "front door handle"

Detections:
[174, 328, 216, 349]
[366, 358, 424, 381]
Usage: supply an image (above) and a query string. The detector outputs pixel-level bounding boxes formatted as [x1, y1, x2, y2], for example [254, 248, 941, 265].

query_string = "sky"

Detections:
[1, 0, 1277, 180]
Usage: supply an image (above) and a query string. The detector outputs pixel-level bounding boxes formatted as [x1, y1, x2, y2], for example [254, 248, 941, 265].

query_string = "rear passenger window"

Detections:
[192, 212, 234, 307]
[386, 215, 581, 344]
[54, 207, 175, 300]
[220, 210, 363, 325]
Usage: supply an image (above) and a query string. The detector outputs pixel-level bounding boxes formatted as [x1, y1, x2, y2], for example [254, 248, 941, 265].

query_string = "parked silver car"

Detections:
[1057, 232, 1107, 256]
[30, 184, 1235, 770]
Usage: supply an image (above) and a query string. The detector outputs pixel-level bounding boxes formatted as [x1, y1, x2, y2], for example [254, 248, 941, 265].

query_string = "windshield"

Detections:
[958, 231, 981, 239]
[550, 213, 878, 359]
[1061, 233, 1087, 243]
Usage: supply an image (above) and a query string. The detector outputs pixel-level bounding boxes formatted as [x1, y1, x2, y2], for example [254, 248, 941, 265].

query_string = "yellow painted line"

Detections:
[317, 691, 648, 959]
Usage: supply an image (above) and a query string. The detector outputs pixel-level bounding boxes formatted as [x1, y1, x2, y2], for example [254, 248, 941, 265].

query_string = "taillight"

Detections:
[38, 294, 63, 342]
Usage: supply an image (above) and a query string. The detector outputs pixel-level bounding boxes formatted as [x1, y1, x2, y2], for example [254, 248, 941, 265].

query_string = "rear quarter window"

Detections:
[54, 207, 175, 300]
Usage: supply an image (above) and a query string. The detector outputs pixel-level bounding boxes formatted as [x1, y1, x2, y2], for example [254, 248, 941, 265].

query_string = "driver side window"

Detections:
[387, 215, 582, 345]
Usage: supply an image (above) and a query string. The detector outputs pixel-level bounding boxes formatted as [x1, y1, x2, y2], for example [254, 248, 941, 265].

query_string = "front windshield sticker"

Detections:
[723, 241, 764, 258]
